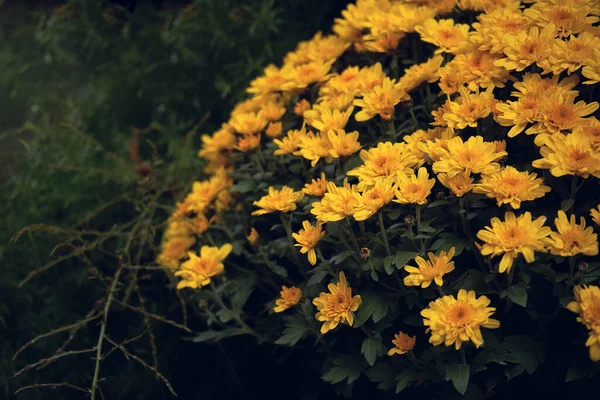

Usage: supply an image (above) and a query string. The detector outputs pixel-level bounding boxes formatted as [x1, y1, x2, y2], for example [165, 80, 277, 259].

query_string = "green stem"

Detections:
[378, 212, 392, 256]
[346, 218, 361, 254]
[569, 175, 578, 211]
[460, 346, 467, 364]
[387, 118, 396, 141]
[415, 205, 426, 253]
[279, 213, 306, 276]
[408, 107, 419, 129]
[568, 256, 577, 287]
[210, 281, 257, 337]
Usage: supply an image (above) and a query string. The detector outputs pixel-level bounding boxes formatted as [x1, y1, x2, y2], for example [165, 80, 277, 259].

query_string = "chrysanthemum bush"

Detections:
[159, 0, 600, 396]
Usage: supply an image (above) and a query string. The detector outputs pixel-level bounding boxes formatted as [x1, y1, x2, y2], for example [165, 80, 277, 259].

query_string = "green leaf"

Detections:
[507, 285, 528, 307]
[230, 180, 256, 193]
[383, 256, 394, 275]
[361, 337, 379, 366]
[354, 292, 396, 326]
[393, 251, 418, 269]
[307, 268, 329, 285]
[395, 371, 413, 393]
[561, 198, 574, 212]
[322, 354, 369, 384]
[330, 249, 356, 265]
[446, 364, 470, 395]
[275, 315, 312, 346]
[365, 362, 395, 383]
[566, 360, 594, 382]
[189, 328, 243, 343]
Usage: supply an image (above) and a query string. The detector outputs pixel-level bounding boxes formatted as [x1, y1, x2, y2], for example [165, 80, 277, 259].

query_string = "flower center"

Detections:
[449, 303, 475, 326]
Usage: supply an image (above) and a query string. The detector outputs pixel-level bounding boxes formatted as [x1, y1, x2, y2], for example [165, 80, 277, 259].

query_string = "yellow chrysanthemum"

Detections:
[292, 221, 326, 266]
[432, 136, 507, 178]
[590, 205, 600, 226]
[437, 172, 475, 197]
[265, 122, 283, 138]
[274, 286, 302, 313]
[527, 92, 599, 136]
[348, 142, 418, 191]
[157, 236, 196, 269]
[421, 289, 500, 350]
[353, 179, 396, 221]
[404, 247, 456, 288]
[550, 32, 600, 75]
[397, 55, 444, 94]
[229, 112, 268, 136]
[281, 60, 334, 91]
[273, 128, 309, 156]
[247, 227, 260, 246]
[393, 167, 435, 205]
[234, 134, 261, 153]
[470, 7, 532, 54]
[547, 211, 598, 257]
[567, 285, 600, 361]
[354, 77, 410, 122]
[415, 18, 471, 54]
[247, 64, 287, 96]
[473, 166, 551, 209]
[532, 130, 600, 179]
[252, 186, 304, 216]
[305, 105, 354, 132]
[452, 51, 512, 91]
[328, 129, 362, 158]
[494, 24, 556, 72]
[303, 172, 328, 197]
[296, 131, 333, 167]
[175, 244, 232, 289]
[294, 99, 311, 116]
[311, 180, 360, 223]
[524, 0, 598, 38]
[313, 272, 362, 334]
[388, 332, 416, 356]
[443, 87, 496, 130]
[476, 212, 551, 274]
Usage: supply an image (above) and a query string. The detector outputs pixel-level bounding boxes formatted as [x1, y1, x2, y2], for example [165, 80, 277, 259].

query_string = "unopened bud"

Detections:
[360, 247, 371, 261]
[404, 215, 416, 227]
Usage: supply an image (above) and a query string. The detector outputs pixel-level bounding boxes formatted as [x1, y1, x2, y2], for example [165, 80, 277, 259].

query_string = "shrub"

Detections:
[160, 0, 600, 397]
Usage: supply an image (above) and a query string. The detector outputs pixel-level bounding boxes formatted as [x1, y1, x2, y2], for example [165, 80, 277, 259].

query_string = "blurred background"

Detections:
[0, 0, 348, 398]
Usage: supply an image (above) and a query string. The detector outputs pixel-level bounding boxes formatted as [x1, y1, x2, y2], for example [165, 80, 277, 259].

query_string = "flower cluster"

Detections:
[159, 0, 600, 395]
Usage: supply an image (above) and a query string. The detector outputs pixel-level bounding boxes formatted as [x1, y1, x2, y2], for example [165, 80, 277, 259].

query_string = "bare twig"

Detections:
[105, 336, 177, 397]
[14, 382, 89, 395]
[113, 299, 192, 333]
[11, 348, 96, 379]
[13, 312, 102, 361]
[136, 287, 159, 368]
[102, 327, 150, 360]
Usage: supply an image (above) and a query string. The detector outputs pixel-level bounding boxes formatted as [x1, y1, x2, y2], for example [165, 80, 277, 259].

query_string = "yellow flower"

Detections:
[311, 180, 360, 223]
[443, 87, 496, 130]
[527, 91, 599, 136]
[550, 32, 600, 75]
[356, 63, 387, 95]
[524, 0, 598, 38]
[297, 131, 333, 167]
[305, 105, 354, 132]
[547, 211, 598, 257]
[313, 272, 362, 334]
[388, 332, 416, 356]
[393, 167, 435, 205]
[234, 134, 261, 153]
[281, 60, 333, 91]
[252, 186, 304, 216]
[265, 122, 283, 138]
[590, 205, 600, 226]
[292, 221, 326, 266]
[273, 128, 309, 156]
[260, 101, 286, 122]
[328, 129, 362, 158]
[567, 285, 600, 362]
[397, 55, 444, 94]
[452, 51, 512, 91]
[354, 77, 410, 122]
[476, 212, 552, 274]
[470, 7, 532, 55]
[229, 112, 268, 135]
[532, 130, 600, 179]
[421, 289, 500, 350]
[247, 64, 287, 96]
[473, 166, 551, 209]
[404, 247, 456, 288]
[247, 227, 260, 246]
[582, 48, 600, 85]
[353, 179, 396, 221]
[437, 172, 475, 197]
[157, 236, 196, 269]
[574, 116, 600, 150]
[273, 286, 302, 313]
[494, 24, 556, 72]
[303, 172, 328, 197]
[294, 99, 311, 116]
[175, 244, 232, 289]
[432, 136, 507, 178]
[348, 142, 418, 191]
[198, 124, 236, 161]
[415, 18, 471, 54]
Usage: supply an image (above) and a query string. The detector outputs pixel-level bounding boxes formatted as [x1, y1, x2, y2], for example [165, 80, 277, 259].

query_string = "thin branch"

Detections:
[113, 299, 192, 333]
[10, 348, 96, 379]
[105, 336, 177, 397]
[102, 327, 149, 361]
[14, 382, 89, 395]
[54, 303, 102, 357]
[136, 287, 159, 369]
[13, 312, 102, 361]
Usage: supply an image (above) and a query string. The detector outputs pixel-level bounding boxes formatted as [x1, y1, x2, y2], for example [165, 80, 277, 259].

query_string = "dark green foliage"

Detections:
[0, 0, 344, 398]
